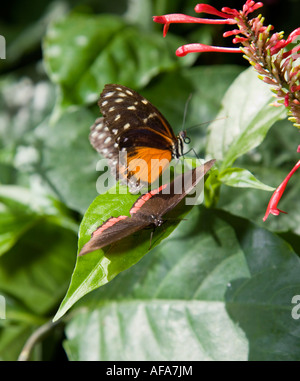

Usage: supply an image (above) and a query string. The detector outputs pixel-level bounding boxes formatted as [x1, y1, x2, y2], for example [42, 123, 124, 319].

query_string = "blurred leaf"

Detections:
[124, 0, 153, 30]
[2, 1, 69, 71]
[0, 76, 55, 148]
[0, 186, 78, 315]
[0, 184, 78, 256]
[218, 167, 275, 191]
[0, 190, 38, 256]
[35, 107, 98, 214]
[223, 211, 300, 361]
[43, 13, 194, 118]
[43, 14, 125, 94]
[0, 219, 76, 315]
[182, 65, 244, 155]
[63, 207, 300, 360]
[0, 321, 34, 361]
[0, 292, 46, 360]
[206, 68, 286, 169]
[54, 184, 196, 321]
[74, 28, 194, 104]
[183, 65, 244, 127]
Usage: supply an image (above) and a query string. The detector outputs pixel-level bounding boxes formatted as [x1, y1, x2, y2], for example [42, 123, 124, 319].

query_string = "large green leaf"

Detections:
[54, 181, 198, 321]
[63, 207, 300, 360]
[206, 68, 287, 169]
[43, 13, 194, 114]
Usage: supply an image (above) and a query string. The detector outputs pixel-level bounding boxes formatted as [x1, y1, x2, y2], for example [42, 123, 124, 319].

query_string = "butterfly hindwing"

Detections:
[89, 117, 123, 180]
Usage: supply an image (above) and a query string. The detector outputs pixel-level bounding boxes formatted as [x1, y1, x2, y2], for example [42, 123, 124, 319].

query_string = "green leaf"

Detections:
[64, 300, 248, 361]
[54, 184, 196, 322]
[63, 207, 300, 360]
[74, 28, 194, 105]
[218, 167, 275, 191]
[206, 67, 286, 169]
[224, 212, 300, 360]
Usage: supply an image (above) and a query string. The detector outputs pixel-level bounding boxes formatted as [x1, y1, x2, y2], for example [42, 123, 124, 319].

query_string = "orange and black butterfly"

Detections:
[89, 84, 191, 193]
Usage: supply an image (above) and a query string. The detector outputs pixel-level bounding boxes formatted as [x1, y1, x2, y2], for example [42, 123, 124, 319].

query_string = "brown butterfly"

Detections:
[79, 160, 215, 256]
[89, 84, 190, 193]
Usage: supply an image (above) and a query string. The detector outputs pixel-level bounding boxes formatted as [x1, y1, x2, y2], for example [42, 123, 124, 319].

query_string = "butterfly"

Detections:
[89, 84, 191, 193]
[78, 159, 215, 256]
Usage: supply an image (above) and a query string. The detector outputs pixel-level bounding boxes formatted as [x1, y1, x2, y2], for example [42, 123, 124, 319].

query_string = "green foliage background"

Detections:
[0, 0, 299, 360]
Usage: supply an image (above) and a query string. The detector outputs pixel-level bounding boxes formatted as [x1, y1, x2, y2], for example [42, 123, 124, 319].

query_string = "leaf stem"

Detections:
[18, 319, 64, 361]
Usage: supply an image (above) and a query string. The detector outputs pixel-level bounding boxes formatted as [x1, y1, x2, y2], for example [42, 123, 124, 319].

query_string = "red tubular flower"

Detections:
[153, 13, 236, 38]
[270, 27, 300, 55]
[263, 160, 300, 221]
[176, 43, 241, 57]
[153, 1, 264, 54]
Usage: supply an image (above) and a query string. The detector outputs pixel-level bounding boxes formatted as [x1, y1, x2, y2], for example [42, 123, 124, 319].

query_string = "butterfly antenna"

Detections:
[185, 116, 228, 133]
[183, 116, 227, 159]
[182, 93, 193, 131]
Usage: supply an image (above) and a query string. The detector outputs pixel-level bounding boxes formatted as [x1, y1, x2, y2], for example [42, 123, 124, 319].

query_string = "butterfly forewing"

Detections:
[79, 215, 150, 256]
[90, 84, 189, 192]
[99, 84, 177, 144]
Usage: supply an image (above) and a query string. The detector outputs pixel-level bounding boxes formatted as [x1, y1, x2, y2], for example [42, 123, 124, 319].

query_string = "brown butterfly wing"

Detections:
[89, 117, 121, 178]
[94, 84, 180, 191]
[78, 215, 150, 256]
[79, 160, 215, 256]
[129, 160, 216, 219]
[99, 84, 177, 148]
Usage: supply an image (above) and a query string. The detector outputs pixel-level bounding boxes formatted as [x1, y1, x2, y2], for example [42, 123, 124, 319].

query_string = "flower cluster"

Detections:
[154, 0, 300, 221]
